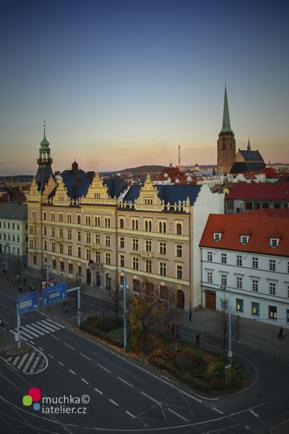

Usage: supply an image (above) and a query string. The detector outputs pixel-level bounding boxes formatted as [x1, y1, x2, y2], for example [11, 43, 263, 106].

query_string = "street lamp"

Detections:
[119, 270, 128, 351]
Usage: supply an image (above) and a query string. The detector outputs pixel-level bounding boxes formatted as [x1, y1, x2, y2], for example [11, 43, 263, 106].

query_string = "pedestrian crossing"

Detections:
[6, 348, 48, 374]
[9, 318, 64, 342]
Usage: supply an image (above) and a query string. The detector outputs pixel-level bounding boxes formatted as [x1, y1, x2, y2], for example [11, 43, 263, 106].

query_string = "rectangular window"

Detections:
[77, 215, 81, 224]
[252, 279, 259, 292]
[59, 213, 63, 222]
[159, 242, 167, 255]
[67, 214, 72, 223]
[86, 216, 91, 226]
[95, 252, 100, 263]
[252, 257, 258, 269]
[207, 251, 213, 262]
[119, 218, 124, 229]
[144, 219, 152, 232]
[252, 302, 259, 316]
[120, 254, 125, 268]
[132, 238, 139, 251]
[269, 282, 276, 296]
[269, 259, 276, 271]
[268, 306, 277, 320]
[86, 233, 91, 244]
[145, 240, 152, 252]
[133, 279, 140, 292]
[104, 217, 111, 228]
[176, 223, 183, 235]
[176, 265, 183, 280]
[52, 242, 55, 252]
[67, 229, 72, 240]
[68, 245, 72, 256]
[105, 253, 111, 265]
[105, 235, 111, 247]
[236, 298, 244, 312]
[59, 228, 64, 238]
[176, 244, 183, 257]
[207, 271, 213, 283]
[77, 265, 82, 277]
[159, 262, 167, 276]
[86, 249, 91, 260]
[60, 244, 64, 254]
[221, 274, 227, 287]
[95, 216, 101, 227]
[237, 255, 242, 267]
[146, 259, 152, 273]
[221, 253, 227, 264]
[132, 219, 139, 230]
[51, 213, 55, 222]
[236, 276, 243, 289]
[52, 259, 56, 270]
[43, 226, 47, 236]
[132, 257, 139, 270]
[33, 255, 37, 265]
[119, 237, 125, 248]
[60, 261, 64, 272]
[158, 221, 167, 234]
[77, 231, 81, 242]
[43, 212, 47, 221]
[68, 263, 73, 275]
[95, 234, 100, 245]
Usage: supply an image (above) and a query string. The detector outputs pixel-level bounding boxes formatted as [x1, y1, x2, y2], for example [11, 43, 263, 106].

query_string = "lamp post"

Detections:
[120, 270, 128, 351]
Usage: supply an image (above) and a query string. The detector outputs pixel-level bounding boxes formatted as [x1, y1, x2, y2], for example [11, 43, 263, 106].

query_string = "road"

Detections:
[0, 279, 289, 433]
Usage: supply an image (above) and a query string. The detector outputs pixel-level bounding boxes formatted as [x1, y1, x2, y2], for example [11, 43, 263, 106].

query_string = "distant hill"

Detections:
[118, 165, 166, 174]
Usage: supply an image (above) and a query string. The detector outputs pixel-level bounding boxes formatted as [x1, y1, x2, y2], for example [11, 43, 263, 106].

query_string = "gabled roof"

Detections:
[0, 203, 27, 220]
[61, 169, 93, 199]
[103, 177, 128, 198]
[122, 183, 201, 205]
[200, 213, 289, 256]
[226, 182, 289, 201]
[239, 150, 264, 162]
[230, 162, 265, 174]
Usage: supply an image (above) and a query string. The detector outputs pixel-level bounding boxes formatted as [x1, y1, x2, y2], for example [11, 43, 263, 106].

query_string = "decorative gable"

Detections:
[134, 174, 164, 212]
[27, 178, 41, 203]
[42, 176, 57, 203]
[52, 175, 70, 206]
[81, 173, 116, 205]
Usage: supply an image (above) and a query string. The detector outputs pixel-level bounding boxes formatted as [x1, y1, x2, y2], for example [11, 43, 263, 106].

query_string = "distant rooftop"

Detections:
[0, 203, 27, 220]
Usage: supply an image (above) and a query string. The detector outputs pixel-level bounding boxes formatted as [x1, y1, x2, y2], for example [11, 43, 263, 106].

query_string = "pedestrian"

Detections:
[278, 327, 284, 339]
[196, 334, 200, 346]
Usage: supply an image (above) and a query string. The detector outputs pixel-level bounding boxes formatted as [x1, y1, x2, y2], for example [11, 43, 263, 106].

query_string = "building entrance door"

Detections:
[205, 290, 216, 309]
[86, 269, 91, 285]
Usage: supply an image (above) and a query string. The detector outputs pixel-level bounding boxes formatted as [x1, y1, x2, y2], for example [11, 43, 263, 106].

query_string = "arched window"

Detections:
[176, 223, 182, 235]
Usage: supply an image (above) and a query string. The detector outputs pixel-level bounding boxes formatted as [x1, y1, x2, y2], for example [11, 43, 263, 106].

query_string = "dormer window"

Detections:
[270, 238, 280, 248]
[240, 235, 250, 244]
[144, 198, 153, 205]
[213, 232, 222, 241]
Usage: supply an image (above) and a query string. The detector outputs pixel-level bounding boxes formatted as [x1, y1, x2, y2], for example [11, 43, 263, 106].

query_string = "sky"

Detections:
[0, 0, 289, 175]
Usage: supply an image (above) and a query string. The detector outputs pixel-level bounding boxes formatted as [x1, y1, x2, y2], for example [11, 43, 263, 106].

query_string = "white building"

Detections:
[0, 203, 28, 258]
[199, 209, 289, 327]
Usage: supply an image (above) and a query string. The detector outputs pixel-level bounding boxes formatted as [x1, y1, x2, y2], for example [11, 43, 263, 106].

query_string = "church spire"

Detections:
[221, 83, 233, 134]
[247, 138, 251, 151]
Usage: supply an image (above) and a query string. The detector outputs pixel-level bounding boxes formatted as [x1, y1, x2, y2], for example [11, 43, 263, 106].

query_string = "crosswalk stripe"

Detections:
[24, 324, 45, 336]
[7, 357, 12, 362]
[23, 351, 37, 373]
[12, 356, 20, 366]
[9, 329, 28, 342]
[29, 354, 41, 374]
[21, 326, 40, 338]
[40, 320, 62, 331]
[20, 330, 36, 340]
[45, 318, 65, 329]
[17, 352, 30, 370]
[35, 321, 57, 333]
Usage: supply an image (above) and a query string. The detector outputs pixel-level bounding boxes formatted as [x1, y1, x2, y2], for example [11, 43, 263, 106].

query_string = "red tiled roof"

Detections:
[200, 213, 289, 256]
[225, 182, 289, 201]
[241, 208, 289, 218]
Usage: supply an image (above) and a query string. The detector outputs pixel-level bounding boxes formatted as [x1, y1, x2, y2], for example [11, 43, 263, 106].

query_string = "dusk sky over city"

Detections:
[0, 0, 289, 175]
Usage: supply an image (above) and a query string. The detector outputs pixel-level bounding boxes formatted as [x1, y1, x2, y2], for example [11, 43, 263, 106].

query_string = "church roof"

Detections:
[122, 183, 201, 205]
[238, 150, 264, 162]
[220, 84, 233, 134]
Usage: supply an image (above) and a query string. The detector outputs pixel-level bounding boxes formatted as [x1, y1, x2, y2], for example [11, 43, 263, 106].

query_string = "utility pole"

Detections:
[45, 258, 49, 287]
[123, 273, 128, 351]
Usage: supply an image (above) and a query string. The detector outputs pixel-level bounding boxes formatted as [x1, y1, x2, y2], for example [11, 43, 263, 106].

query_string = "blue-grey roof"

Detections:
[239, 150, 263, 162]
[0, 203, 27, 220]
[103, 177, 128, 198]
[61, 169, 93, 199]
[122, 184, 201, 205]
[230, 162, 265, 174]
[35, 165, 54, 192]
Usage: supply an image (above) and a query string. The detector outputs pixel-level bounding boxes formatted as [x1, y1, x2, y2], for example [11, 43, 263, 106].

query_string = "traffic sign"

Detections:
[42, 283, 68, 307]
[18, 291, 39, 315]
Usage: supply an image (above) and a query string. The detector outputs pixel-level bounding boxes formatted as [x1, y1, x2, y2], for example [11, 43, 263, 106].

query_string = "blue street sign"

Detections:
[18, 291, 39, 315]
[42, 283, 68, 307]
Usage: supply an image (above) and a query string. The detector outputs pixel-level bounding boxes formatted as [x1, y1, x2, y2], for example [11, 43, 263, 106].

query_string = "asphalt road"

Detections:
[0, 279, 289, 433]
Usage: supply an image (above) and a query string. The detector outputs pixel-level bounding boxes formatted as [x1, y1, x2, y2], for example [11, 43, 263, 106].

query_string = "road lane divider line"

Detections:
[140, 391, 160, 405]
[81, 378, 89, 384]
[48, 353, 54, 359]
[58, 361, 64, 367]
[50, 334, 60, 341]
[94, 388, 103, 395]
[212, 407, 224, 415]
[168, 407, 189, 422]
[117, 377, 133, 388]
[125, 410, 136, 419]
[64, 342, 75, 350]
[249, 409, 259, 418]
[69, 369, 76, 375]
[97, 363, 111, 374]
[80, 352, 92, 361]
[109, 399, 119, 407]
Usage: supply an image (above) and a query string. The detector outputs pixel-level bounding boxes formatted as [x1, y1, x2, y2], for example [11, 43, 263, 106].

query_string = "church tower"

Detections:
[217, 85, 236, 174]
[35, 122, 54, 192]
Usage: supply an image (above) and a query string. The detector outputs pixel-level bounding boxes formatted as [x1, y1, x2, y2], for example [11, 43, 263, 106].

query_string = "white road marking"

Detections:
[17, 353, 30, 370]
[48, 353, 54, 359]
[19, 330, 35, 340]
[117, 377, 133, 388]
[50, 334, 60, 341]
[69, 369, 76, 375]
[45, 318, 65, 328]
[97, 363, 111, 373]
[168, 407, 189, 422]
[29, 354, 41, 374]
[250, 409, 259, 418]
[125, 410, 136, 419]
[41, 319, 62, 331]
[81, 378, 89, 384]
[109, 399, 119, 407]
[94, 387, 103, 395]
[212, 407, 224, 414]
[36, 321, 57, 333]
[24, 324, 45, 336]
[26, 323, 46, 335]
[38, 346, 44, 352]
[140, 390, 160, 405]
[9, 329, 27, 342]
[58, 361, 64, 367]
[21, 326, 39, 338]
[64, 342, 75, 350]
[12, 356, 20, 366]
[79, 352, 92, 361]
[23, 351, 36, 373]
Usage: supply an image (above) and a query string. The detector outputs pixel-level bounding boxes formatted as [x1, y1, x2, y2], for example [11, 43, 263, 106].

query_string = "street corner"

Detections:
[1, 344, 48, 375]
